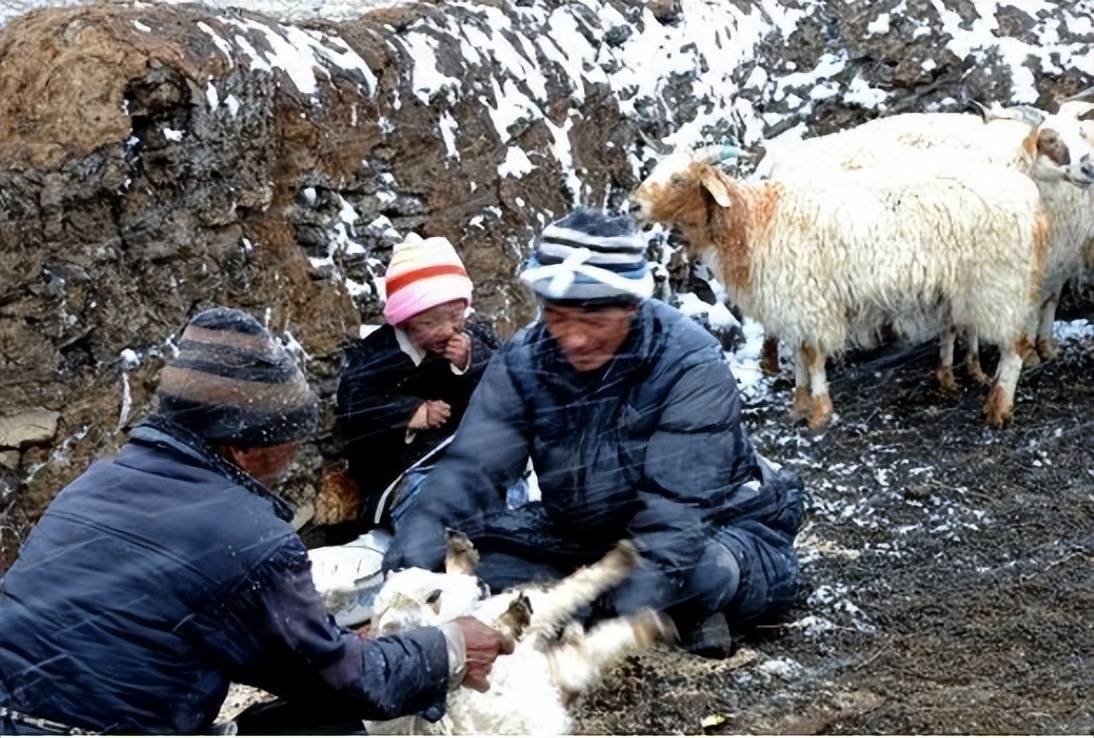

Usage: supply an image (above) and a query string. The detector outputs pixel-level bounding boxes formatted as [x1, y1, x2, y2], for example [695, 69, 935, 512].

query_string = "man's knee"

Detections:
[686, 540, 742, 613]
[721, 533, 800, 626]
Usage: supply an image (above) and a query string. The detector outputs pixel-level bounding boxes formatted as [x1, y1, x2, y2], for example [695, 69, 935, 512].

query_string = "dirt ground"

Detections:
[573, 326, 1094, 735]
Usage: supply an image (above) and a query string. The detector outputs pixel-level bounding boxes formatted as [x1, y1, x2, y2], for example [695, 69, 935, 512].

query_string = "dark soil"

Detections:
[574, 328, 1094, 735]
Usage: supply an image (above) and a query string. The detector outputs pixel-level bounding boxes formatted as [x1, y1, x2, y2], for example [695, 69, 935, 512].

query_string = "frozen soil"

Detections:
[573, 327, 1094, 734]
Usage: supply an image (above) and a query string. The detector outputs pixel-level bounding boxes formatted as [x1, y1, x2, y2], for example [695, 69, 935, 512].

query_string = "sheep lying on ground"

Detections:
[365, 535, 676, 735]
[633, 146, 1048, 429]
[754, 99, 1094, 381]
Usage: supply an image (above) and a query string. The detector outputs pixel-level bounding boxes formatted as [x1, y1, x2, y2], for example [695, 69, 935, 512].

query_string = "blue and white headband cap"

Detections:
[519, 209, 653, 305]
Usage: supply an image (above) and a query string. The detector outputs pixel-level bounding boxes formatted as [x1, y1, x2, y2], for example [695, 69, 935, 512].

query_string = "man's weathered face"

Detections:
[228, 442, 300, 488]
[542, 303, 638, 373]
[401, 299, 468, 354]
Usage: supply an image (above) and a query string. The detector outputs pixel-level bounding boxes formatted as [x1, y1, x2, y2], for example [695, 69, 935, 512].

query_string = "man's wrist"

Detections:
[439, 621, 467, 690]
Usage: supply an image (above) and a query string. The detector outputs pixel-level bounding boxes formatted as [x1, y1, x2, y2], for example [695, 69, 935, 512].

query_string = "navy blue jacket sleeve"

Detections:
[384, 348, 532, 572]
[200, 540, 450, 721]
[612, 356, 758, 614]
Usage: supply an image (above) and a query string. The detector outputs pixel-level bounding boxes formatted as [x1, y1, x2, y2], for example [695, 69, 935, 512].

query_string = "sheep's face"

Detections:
[1031, 104, 1094, 185]
[633, 157, 720, 231]
[372, 568, 483, 635]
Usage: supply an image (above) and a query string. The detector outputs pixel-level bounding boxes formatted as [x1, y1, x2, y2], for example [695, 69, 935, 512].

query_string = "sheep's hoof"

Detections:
[935, 366, 959, 394]
[1036, 338, 1060, 362]
[603, 540, 640, 572]
[631, 608, 679, 648]
[965, 361, 991, 386]
[444, 530, 479, 575]
[1022, 351, 1042, 369]
[807, 394, 833, 432]
[982, 385, 1013, 428]
[497, 593, 533, 640]
[789, 387, 811, 421]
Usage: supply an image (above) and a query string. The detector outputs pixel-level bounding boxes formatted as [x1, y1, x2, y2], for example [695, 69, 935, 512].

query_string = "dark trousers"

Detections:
[435, 474, 805, 629]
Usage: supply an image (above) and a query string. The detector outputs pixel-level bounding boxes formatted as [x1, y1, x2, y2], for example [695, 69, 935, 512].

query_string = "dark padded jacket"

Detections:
[385, 300, 802, 615]
[0, 420, 448, 734]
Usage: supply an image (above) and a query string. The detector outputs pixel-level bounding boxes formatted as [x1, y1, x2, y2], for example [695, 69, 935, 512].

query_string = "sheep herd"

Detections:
[633, 93, 1094, 430]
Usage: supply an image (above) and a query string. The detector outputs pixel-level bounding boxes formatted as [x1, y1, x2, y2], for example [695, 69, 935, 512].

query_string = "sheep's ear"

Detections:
[700, 166, 733, 207]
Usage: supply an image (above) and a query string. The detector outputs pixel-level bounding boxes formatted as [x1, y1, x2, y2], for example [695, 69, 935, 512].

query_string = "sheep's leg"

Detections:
[935, 327, 959, 393]
[494, 593, 533, 641]
[445, 530, 479, 575]
[548, 609, 677, 695]
[789, 349, 811, 421]
[1035, 288, 1062, 361]
[802, 343, 832, 431]
[761, 335, 780, 375]
[983, 342, 1024, 428]
[963, 330, 990, 385]
[525, 542, 639, 641]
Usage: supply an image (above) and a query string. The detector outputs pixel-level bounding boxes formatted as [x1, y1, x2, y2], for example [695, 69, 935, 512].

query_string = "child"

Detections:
[336, 233, 502, 526]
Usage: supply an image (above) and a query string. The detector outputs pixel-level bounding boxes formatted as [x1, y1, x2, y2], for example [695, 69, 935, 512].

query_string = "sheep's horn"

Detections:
[1008, 105, 1048, 126]
[966, 99, 991, 122]
[637, 129, 672, 155]
[1065, 84, 1094, 102]
[696, 144, 746, 163]
[977, 103, 1045, 127]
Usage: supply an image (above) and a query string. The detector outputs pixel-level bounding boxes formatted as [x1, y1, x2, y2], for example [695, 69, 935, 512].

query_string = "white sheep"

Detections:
[754, 101, 1094, 381]
[633, 147, 1048, 429]
[365, 535, 676, 735]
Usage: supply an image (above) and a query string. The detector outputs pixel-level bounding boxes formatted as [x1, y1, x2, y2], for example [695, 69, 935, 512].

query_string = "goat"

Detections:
[365, 534, 677, 735]
[633, 147, 1048, 429]
[754, 100, 1094, 382]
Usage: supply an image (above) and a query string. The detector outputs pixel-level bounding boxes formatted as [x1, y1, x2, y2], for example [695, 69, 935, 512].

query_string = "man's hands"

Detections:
[443, 333, 471, 371]
[408, 400, 452, 431]
[450, 616, 515, 692]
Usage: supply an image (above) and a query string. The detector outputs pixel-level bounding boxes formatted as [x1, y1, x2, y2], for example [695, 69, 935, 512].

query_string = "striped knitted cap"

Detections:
[155, 307, 319, 447]
[382, 233, 473, 326]
[520, 209, 653, 306]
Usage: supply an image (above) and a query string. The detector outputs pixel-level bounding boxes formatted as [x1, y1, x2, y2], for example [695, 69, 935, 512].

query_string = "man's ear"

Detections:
[700, 165, 733, 207]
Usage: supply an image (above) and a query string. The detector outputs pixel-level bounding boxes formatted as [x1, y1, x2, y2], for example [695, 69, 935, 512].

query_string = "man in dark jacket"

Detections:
[336, 233, 501, 527]
[384, 210, 804, 657]
[0, 307, 511, 735]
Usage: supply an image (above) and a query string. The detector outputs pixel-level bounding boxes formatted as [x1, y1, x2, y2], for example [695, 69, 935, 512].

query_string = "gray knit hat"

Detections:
[155, 307, 319, 447]
[519, 209, 653, 307]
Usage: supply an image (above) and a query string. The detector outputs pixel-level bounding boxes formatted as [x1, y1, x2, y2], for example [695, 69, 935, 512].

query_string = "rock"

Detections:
[0, 450, 20, 469]
[0, 409, 60, 449]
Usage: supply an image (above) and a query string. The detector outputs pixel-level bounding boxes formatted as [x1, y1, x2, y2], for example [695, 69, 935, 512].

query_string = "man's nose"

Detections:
[561, 331, 589, 351]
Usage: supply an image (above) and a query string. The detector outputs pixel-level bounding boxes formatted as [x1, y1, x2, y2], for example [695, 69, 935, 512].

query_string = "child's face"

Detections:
[402, 300, 468, 354]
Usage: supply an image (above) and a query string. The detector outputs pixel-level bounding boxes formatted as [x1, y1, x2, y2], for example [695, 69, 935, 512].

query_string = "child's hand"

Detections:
[410, 401, 452, 430]
[443, 333, 471, 371]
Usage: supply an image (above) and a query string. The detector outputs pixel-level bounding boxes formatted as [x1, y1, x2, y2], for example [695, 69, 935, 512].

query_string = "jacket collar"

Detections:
[394, 327, 427, 366]
[129, 416, 296, 523]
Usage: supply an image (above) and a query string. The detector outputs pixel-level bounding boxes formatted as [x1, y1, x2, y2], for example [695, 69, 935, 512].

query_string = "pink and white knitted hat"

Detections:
[382, 233, 473, 326]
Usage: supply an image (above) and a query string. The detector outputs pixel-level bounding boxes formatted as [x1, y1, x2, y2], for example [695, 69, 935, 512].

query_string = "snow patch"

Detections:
[1054, 318, 1094, 344]
[498, 146, 534, 178]
[438, 111, 460, 160]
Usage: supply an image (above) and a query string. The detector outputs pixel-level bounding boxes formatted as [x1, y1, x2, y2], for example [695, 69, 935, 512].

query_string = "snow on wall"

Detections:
[6, 0, 1094, 392]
